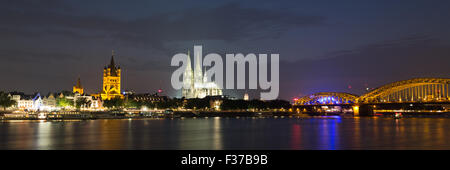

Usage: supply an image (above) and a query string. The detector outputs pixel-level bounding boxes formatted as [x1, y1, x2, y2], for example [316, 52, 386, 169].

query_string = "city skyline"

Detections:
[1, 0, 450, 100]
[3, 0, 450, 161]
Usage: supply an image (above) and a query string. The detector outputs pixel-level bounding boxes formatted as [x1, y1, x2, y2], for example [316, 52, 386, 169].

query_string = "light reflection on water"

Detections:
[0, 117, 450, 150]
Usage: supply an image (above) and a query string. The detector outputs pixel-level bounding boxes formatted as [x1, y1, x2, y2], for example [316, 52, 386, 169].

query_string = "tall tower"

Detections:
[193, 51, 204, 98]
[194, 50, 203, 85]
[73, 77, 84, 94]
[101, 51, 123, 100]
[182, 51, 194, 98]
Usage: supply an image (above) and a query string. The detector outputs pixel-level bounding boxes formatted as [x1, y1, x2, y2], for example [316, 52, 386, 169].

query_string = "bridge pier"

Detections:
[358, 104, 374, 116]
[352, 106, 359, 116]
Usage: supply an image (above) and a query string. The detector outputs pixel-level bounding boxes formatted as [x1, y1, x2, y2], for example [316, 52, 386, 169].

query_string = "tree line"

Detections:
[0, 91, 292, 111]
[0, 92, 16, 111]
[102, 97, 292, 111]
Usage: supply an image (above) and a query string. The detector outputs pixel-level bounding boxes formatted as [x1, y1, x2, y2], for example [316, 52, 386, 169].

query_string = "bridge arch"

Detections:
[295, 92, 359, 105]
[357, 78, 450, 103]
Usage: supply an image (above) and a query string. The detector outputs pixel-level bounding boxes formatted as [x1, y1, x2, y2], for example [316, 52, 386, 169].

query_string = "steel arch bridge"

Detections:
[295, 78, 450, 106]
[357, 78, 450, 103]
[295, 92, 359, 105]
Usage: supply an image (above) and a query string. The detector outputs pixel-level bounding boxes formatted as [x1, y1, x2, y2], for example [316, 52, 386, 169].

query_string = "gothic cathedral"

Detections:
[182, 51, 222, 99]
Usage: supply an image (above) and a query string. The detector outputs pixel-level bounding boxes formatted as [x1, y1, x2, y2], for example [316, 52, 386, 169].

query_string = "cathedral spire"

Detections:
[76, 76, 82, 88]
[195, 50, 202, 74]
[194, 49, 203, 84]
[185, 50, 192, 71]
[108, 50, 119, 76]
[182, 50, 194, 98]
[73, 76, 84, 94]
[110, 52, 116, 68]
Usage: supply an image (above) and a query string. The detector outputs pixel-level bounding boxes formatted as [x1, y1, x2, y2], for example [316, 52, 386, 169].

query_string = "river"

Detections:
[1, 117, 449, 150]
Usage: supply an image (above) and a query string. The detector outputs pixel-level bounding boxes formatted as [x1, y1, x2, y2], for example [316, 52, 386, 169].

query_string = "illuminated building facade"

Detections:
[16, 96, 33, 110]
[42, 94, 57, 110]
[74, 93, 102, 109]
[100, 54, 123, 100]
[12, 93, 57, 111]
[182, 51, 222, 99]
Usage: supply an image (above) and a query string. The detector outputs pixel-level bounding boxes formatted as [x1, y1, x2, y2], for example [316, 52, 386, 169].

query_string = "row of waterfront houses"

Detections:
[7, 92, 102, 112]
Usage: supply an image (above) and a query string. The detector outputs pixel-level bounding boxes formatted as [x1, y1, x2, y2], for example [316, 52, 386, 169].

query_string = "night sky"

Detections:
[1, 0, 450, 100]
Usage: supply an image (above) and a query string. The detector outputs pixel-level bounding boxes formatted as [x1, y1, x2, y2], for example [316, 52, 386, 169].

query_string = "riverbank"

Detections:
[2, 110, 450, 120]
[0, 111, 294, 120]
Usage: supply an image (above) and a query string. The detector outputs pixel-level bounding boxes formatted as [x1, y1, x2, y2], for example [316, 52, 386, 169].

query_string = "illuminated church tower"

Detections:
[100, 51, 123, 100]
[73, 77, 84, 94]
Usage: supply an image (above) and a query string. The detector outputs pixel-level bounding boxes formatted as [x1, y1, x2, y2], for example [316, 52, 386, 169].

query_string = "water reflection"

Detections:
[1, 117, 450, 150]
[290, 124, 301, 149]
[36, 121, 52, 149]
[177, 117, 223, 150]
[212, 117, 223, 150]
